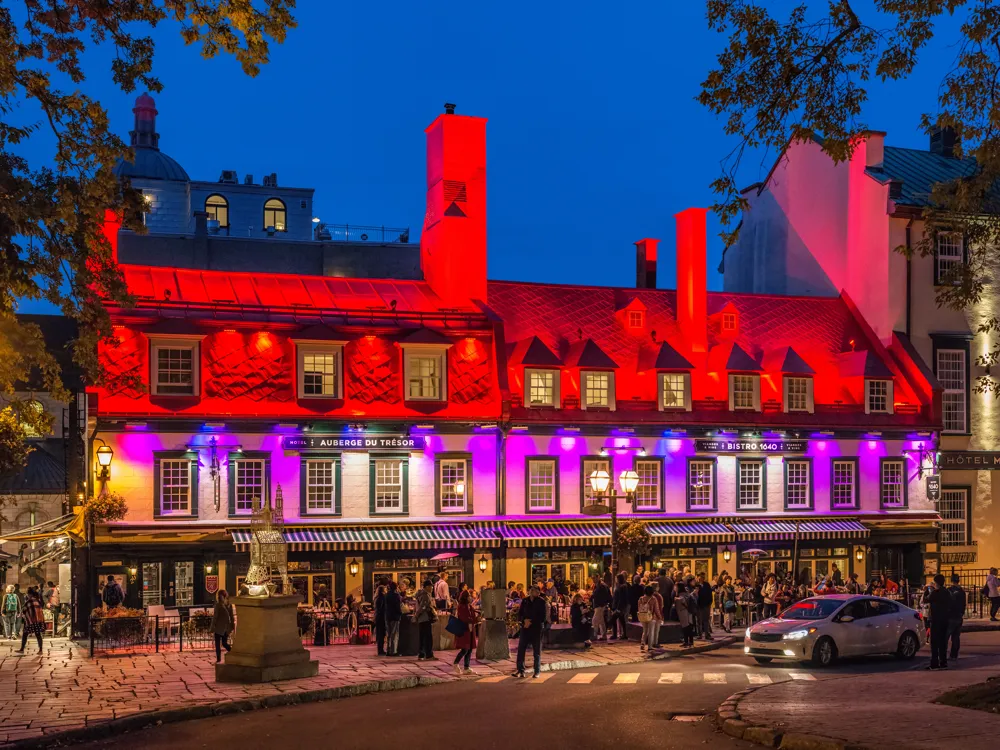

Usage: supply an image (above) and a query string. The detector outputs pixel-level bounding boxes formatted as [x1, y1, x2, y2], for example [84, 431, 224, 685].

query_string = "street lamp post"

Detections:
[582, 469, 639, 577]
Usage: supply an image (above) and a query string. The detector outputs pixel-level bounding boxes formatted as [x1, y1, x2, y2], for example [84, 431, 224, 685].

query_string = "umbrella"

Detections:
[430, 552, 459, 561]
[743, 548, 766, 557]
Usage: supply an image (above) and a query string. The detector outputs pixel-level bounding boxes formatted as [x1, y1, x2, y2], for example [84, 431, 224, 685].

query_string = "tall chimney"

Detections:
[675, 208, 708, 353]
[635, 238, 659, 289]
[420, 104, 488, 305]
[930, 126, 959, 158]
[101, 209, 122, 263]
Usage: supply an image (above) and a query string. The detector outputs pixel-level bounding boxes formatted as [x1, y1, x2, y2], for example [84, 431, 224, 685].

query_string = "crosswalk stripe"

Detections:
[477, 675, 509, 683]
[658, 673, 683, 684]
[567, 673, 598, 684]
[789, 672, 816, 681]
[703, 673, 727, 684]
[614, 672, 640, 684]
[746, 673, 772, 685]
[529, 672, 554, 683]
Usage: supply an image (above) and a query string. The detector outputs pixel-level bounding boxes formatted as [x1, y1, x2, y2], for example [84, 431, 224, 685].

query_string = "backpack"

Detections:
[637, 598, 652, 623]
[103, 583, 124, 608]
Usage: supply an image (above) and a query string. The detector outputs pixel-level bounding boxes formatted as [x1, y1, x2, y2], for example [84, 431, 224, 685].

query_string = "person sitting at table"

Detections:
[316, 597, 332, 612]
[880, 573, 899, 595]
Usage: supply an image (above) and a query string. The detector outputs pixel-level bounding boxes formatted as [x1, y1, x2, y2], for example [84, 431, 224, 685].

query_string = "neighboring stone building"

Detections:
[722, 128, 996, 572]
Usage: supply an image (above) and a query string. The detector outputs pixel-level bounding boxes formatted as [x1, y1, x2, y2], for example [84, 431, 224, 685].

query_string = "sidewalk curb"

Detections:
[3, 636, 736, 749]
[713, 685, 874, 750]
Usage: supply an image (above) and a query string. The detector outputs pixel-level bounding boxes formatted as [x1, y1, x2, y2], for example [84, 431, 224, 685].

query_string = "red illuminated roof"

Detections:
[120, 265, 457, 313]
[638, 341, 694, 372]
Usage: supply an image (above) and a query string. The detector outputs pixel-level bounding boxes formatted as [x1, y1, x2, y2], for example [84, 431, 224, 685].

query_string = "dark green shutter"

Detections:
[189, 455, 199, 518]
[369, 460, 377, 515]
[153, 456, 162, 519]
[300, 459, 308, 516]
[401, 459, 409, 514]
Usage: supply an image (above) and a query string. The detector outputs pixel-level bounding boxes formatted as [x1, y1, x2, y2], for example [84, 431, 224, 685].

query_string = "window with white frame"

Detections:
[526, 369, 558, 407]
[688, 460, 715, 509]
[784, 460, 811, 509]
[880, 459, 906, 508]
[785, 377, 812, 413]
[936, 232, 964, 284]
[298, 346, 342, 398]
[730, 374, 759, 411]
[527, 459, 557, 511]
[374, 459, 404, 513]
[939, 488, 968, 546]
[627, 310, 644, 329]
[581, 371, 613, 409]
[937, 349, 967, 433]
[233, 458, 265, 514]
[305, 459, 336, 513]
[439, 459, 468, 512]
[865, 379, 892, 414]
[737, 460, 765, 510]
[722, 312, 737, 331]
[634, 460, 661, 510]
[831, 460, 857, 508]
[151, 340, 199, 396]
[405, 351, 445, 401]
[659, 372, 689, 410]
[582, 458, 611, 504]
[160, 459, 192, 515]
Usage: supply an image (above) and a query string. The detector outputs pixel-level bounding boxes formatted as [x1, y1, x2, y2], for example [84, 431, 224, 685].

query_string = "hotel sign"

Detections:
[940, 451, 1000, 469]
[283, 433, 425, 452]
[695, 439, 807, 454]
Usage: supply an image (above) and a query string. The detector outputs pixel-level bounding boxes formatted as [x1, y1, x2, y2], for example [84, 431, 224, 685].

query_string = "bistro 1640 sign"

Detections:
[283, 433, 425, 452]
[695, 439, 807, 453]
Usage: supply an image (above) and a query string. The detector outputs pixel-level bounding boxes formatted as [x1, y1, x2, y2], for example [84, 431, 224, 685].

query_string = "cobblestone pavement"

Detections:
[738, 658, 1000, 749]
[0, 634, 731, 746]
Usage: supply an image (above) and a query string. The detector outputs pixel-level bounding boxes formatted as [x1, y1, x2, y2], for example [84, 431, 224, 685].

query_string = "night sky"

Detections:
[15, 2, 968, 313]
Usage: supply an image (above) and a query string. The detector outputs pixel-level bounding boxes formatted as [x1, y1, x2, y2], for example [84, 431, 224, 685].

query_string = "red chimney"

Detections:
[102, 209, 122, 263]
[421, 104, 488, 305]
[675, 208, 708, 353]
[635, 238, 658, 289]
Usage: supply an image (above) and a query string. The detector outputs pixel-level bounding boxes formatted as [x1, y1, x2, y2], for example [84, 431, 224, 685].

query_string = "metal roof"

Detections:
[868, 146, 978, 207]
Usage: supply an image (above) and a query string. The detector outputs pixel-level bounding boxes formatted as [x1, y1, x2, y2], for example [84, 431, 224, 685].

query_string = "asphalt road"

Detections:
[77, 633, 1000, 750]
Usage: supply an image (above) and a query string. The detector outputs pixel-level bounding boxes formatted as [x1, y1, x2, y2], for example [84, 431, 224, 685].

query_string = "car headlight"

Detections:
[783, 628, 817, 640]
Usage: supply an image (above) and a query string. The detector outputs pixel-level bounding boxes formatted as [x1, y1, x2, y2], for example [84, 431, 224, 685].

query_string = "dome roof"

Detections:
[114, 149, 189, 181]
[113, 92, 189, 182]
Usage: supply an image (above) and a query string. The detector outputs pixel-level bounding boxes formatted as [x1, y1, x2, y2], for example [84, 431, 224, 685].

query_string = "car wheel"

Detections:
[896, 631, 919, 660]
[753, 657, 772, 665]
[810, 636, 837, 667]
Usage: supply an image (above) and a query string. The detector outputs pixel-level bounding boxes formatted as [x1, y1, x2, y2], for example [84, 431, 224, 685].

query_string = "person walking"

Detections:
[102, 575, 124, 609]
[415, 579, 436, 660]
[927, 574, 952, 670]
[695, 574, 714, 640]
[12, 584, 24, 638]
[2, 585, 18, 639]
[650, 583, 664, 648]
[211, 590, 235, 663]
[611, 573, 630, 640]
[374, 581, 388, 656]
[590, 574, 611, 641]
[14, 587, 44, 655]
[947, 574, 966, 662]
[986, 567, 1000, 621]
[513, 585, 547, 678]
[452, 590, 478, 674]
[636, 586, 653, 652]
[675, 583, 694, 647]
[384, 580, 403, 657]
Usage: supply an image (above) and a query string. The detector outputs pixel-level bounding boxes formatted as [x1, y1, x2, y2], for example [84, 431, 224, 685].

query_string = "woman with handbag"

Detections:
[14, 586, 45, 655]
[451, 590, 478, 675]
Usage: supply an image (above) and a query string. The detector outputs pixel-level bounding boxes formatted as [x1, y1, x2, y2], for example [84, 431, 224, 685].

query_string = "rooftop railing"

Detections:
[314, 223, 410, 243]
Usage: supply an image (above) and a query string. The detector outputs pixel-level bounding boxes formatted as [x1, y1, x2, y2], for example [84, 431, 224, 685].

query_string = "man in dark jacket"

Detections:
[947, 573, 967, 661]
[102, 575, 124, 609]
[628, 574, 643, 623]
[590, 575, 612, 641]
[657, 569, 675, 621]
[514, 585, 548, 678]
[696, 574, 714, 640]
[611, 574, 630, 640]
[384, 581, 403, 656]
[373, 581, 388, 656]
[927, 574, 952, 669]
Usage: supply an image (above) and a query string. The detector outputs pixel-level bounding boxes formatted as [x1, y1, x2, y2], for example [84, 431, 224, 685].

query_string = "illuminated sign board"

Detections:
[694, 439, 807, 454]
[283, 434, 425, 452]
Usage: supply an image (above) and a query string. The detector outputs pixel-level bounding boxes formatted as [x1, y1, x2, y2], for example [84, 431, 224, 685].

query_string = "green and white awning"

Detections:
[230, 523, 502, 551]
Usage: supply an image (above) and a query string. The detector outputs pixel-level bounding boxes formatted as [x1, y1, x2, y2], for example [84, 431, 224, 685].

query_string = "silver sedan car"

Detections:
[744, 594, 925, 667]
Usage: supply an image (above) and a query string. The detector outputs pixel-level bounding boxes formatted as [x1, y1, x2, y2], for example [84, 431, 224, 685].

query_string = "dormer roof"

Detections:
[762, 346, 815, 375]
[637, 341, 694, 373]
[708, 341, 762, 373]
[508, 336, 562, 367]
[564, 338, 618, 369]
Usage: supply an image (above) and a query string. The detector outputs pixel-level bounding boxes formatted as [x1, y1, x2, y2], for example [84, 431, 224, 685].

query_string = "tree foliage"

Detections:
[699, 1, 1000, 392]
[0, 1, 296, 475]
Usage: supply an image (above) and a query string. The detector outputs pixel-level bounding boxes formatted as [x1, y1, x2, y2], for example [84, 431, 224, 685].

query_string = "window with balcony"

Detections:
[525, 368, 558, 407]
[526, 458, 558, 512]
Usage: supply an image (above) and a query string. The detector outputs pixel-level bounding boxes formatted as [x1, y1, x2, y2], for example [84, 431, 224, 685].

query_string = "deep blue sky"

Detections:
[16, 2, 967, 312]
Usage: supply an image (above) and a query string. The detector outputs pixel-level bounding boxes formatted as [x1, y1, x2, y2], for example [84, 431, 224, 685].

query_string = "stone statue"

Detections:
[244, 485, 289, 597]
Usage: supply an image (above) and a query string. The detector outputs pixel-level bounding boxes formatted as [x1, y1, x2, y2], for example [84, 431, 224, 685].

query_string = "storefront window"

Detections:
[175, 561, 194, 607]
[142, 562, 161, 606]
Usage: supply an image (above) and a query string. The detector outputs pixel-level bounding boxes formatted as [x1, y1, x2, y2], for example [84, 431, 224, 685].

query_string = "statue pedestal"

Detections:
[215, 596, 318, 683]
[475, 620, 511, 661]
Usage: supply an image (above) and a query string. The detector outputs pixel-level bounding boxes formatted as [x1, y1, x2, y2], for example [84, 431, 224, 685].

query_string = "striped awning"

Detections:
[646, 521, 733, 543]
[728, 518, 869, 541]
[505, 522, 612, 548]
[1, 511, 85, 544]
[230, 523, 502, 551]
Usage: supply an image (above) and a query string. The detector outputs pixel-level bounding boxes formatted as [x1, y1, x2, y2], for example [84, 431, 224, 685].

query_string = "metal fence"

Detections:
[89, 613, 215, 656]
[315, 223, 410, 243]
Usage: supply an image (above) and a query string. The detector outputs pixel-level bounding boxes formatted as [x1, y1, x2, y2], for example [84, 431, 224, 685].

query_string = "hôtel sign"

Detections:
[940, 451, 1000, 470]
[695, 439, 807, 454]
[283, 433, 425, 452]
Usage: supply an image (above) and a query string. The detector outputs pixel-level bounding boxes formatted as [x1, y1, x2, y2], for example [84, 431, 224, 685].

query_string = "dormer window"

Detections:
[581, 371, 615, 410]
[263, 198, 287, 232]
[865, 378, 894, 414]
[627, 310, 644, 329]
[783, 376, 814, 413]
[658, 373, 691, 411]
[729, 373, 760, 411]
[526, 368, 559, 407]
[722, 311, 738, 332]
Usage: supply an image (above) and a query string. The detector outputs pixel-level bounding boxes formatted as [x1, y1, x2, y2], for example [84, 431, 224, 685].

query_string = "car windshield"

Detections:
[775, 599, 843, 620]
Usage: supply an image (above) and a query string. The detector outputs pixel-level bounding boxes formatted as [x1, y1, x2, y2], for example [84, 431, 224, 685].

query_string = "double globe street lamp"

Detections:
[582, 468, 640, 577]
